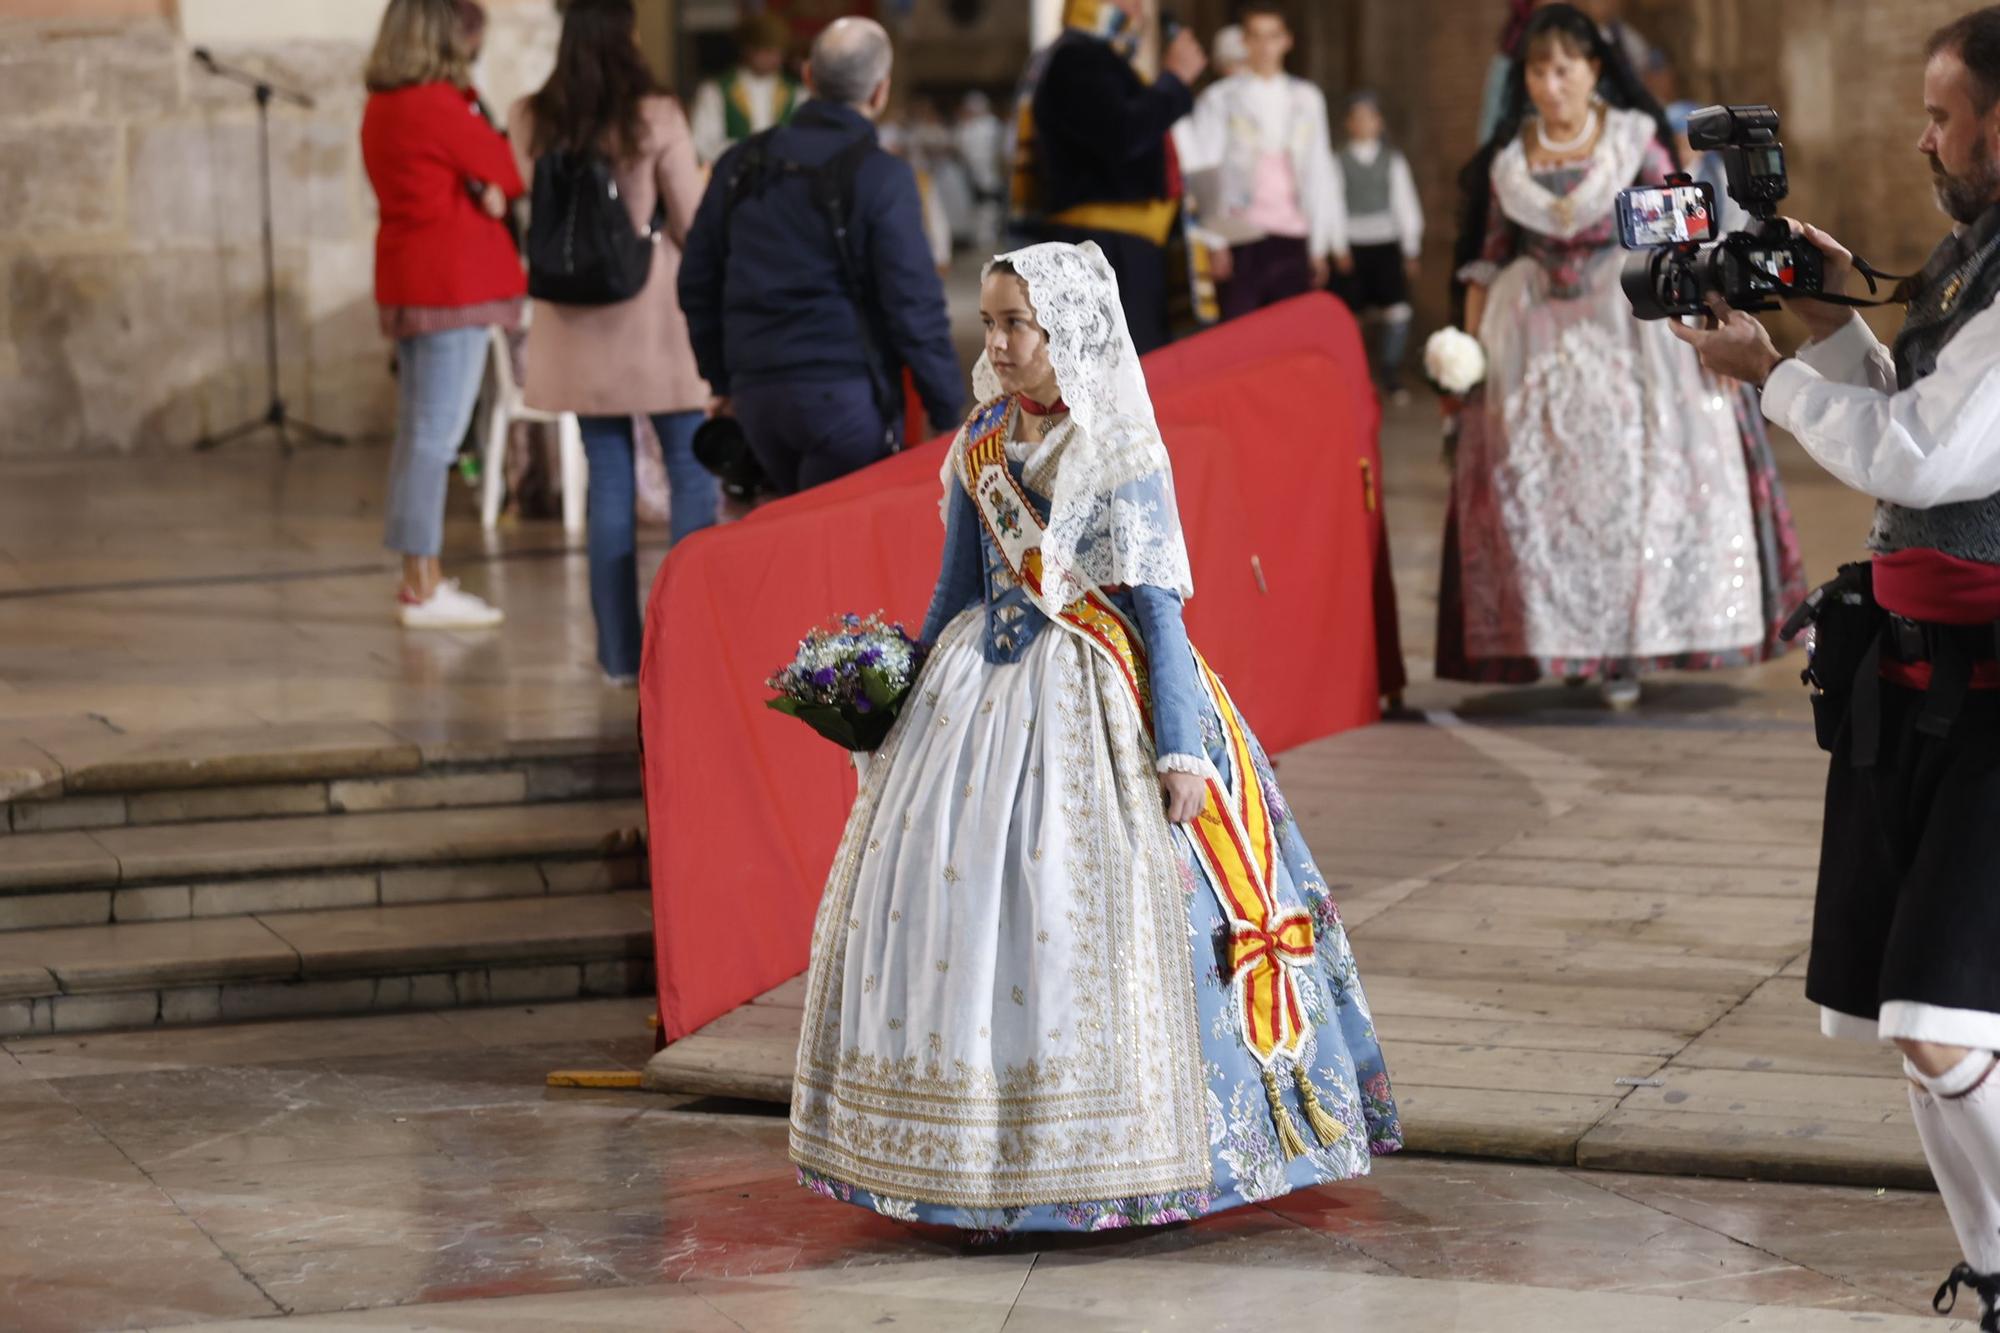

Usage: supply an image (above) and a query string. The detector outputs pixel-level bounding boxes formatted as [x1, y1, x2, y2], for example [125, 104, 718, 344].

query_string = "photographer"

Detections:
[1674, 12, 2000, 1328]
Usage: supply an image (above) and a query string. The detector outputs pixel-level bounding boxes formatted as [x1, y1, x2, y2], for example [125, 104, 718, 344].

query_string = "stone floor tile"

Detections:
[37, 719, 422, 795]
[0, 829, 119, 892]
[189, 871, 380, 918]
[0, 915, 297, 992]
[1576, 1171, 1970, 1317]
[328, 770, 529, 814]
[377, 861, 545, 906]
[49, 1060, 426, 1161]
[3, 1009, 464, 1079]
[0, 738, 63, 804]
[174, 1282, 736, 1330]
[111, 883, 193, 922]
[260, 891, 651, 977]
[1578, 1108, 1931, 1190]
[0, 887, 112, 931]
[91, 799, 642, 883]
[217, 976, 386, 1023]
[1011, 1258, 1710, 1331]
[150, 1147, 535, 1246]
[0, 960, 56, 1000]
[0, 1244, 278, 1331]
[541, 855, 646, 894]
[430, 996, 655, 1047]
[387, 714, 639, 768]
[126, 780, 330, 825]
[690, 1253, 1034, 1332]
[8, 793, 126, 833]
[313, 1040, 653, 1114]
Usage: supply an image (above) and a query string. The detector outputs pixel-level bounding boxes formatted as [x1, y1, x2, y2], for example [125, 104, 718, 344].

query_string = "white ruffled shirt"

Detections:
[1765, 307, 2000, 509]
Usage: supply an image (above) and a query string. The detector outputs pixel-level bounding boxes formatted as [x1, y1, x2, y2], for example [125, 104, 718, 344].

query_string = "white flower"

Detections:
[1423, 327, 1488, 395]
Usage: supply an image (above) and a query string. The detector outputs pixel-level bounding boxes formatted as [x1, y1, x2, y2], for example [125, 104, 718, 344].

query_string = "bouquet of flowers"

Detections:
[1422, 327, 1488, 398]
[766, 614, 921, 752]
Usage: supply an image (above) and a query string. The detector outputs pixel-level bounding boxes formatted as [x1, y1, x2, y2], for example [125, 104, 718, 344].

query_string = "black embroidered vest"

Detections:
[1871, 202, 2000, 562]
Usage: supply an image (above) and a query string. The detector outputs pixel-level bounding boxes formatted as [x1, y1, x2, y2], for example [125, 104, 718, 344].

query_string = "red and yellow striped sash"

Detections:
[957, 406, 1315, 1066]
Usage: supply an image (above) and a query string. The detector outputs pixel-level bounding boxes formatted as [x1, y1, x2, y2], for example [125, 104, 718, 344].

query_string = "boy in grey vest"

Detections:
[1330, 93, 1424, 404]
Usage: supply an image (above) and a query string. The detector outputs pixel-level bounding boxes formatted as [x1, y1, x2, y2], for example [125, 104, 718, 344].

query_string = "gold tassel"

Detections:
[1294, 1066, 1347, 1147]
[1260, 1065, 1310, 1160]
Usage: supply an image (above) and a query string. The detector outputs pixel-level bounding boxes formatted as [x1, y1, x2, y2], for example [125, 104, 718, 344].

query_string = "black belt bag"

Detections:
[1784, 564, 1884, 754]
[1788, 562, 2000, 761]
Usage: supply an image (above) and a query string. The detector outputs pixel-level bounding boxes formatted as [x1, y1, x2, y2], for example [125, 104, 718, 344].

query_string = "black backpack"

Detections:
[526, 150, 665, 306]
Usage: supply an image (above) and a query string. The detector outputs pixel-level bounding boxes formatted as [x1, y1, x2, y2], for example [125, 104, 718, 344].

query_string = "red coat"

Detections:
[362, 82, 526, 309]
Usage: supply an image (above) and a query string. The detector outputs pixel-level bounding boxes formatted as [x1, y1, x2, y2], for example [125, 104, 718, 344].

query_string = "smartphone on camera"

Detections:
[1615, 182, 1720, 251]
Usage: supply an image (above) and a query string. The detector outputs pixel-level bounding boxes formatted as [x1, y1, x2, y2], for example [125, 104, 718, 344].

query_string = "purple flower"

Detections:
[811, 667, 837, 689]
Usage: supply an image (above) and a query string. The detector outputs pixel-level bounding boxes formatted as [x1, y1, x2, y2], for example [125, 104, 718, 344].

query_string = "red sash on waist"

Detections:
[1874, 548, 2000, 691]
[1881, 658, 2000, 691]
[1873, 548, 2000, 624]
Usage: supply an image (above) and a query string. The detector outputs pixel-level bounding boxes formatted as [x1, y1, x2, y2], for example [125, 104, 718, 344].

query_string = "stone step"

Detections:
[0, 890, 655, 1037]
[0, 799, 647, 931]
[3, 740, 640, 834]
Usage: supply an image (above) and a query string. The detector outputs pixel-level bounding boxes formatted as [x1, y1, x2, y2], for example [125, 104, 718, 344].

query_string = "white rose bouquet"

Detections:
[1422, 327, 1488, 397]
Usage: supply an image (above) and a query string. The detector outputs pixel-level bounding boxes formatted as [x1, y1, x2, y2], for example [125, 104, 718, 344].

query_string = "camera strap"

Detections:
[1768, 254, 1921, 310]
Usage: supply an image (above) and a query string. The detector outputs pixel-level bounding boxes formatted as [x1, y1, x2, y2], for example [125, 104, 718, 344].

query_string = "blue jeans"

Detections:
[577, 410, 718, 678]
[384, 326, 490, 558]
[732, 378, 896, 497]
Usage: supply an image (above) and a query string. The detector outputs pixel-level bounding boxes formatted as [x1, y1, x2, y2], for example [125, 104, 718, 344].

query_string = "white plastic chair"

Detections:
[479, 324, 587, 533]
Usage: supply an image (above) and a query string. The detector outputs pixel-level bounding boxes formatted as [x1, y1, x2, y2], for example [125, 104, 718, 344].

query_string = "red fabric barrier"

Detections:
[642, 294, 1402, 1042]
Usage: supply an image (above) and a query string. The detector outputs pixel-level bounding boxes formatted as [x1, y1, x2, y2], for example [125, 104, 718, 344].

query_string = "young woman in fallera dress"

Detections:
[786, 241, 1400, 1233]
[1441, 4, 1806, 709]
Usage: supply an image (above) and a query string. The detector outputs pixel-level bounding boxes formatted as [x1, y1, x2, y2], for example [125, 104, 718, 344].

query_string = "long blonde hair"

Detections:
[364, 0, 471, 93]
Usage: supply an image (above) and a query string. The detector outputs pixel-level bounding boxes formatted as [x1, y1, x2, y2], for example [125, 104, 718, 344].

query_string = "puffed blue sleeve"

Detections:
[1132, 585, 1207, 773]
[918, 484, 984, 648]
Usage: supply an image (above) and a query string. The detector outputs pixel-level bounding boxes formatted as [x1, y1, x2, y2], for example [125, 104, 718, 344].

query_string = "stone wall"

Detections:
[0, 0, 1971, 451]
[0, 3, 557, 455]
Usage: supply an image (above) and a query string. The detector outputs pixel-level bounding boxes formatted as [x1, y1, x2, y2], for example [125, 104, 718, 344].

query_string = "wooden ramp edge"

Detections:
[642, 973, 803, 1106]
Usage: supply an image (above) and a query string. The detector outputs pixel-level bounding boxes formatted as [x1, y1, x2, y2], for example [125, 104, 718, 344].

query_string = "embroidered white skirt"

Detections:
[790, 610, 1402, 1230]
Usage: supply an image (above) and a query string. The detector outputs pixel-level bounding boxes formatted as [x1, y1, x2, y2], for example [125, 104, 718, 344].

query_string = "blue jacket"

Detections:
[678, 102, 965, 432]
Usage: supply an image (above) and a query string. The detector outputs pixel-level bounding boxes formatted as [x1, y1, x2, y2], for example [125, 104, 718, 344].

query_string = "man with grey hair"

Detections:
[680, 17, 962, 497]
[807, 15, 893, 107]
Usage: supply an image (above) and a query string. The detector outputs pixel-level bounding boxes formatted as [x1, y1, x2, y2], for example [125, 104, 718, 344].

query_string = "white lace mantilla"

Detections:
[948, 241, 1195, 612]
[1491, 105, 1657, 239]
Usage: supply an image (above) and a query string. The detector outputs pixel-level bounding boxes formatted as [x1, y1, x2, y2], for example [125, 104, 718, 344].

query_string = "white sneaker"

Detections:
[1600, 677, 1642, 711]
[398, 580, 504, 630]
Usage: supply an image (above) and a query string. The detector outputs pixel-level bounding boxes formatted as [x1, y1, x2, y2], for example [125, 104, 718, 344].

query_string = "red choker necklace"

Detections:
[1018, 393, 1068, 417]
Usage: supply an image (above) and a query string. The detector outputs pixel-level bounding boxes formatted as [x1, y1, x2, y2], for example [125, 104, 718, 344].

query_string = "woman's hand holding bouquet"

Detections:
[766, 614, 922, 752]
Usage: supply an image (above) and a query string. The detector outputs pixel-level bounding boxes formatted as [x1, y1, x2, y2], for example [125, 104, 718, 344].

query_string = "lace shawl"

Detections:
[944, 241, 1195, 611]
[1490, 105, 1658, 240]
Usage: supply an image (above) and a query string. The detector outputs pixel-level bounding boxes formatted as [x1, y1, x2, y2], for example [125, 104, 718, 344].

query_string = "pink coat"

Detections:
[508, 94, 710, 416]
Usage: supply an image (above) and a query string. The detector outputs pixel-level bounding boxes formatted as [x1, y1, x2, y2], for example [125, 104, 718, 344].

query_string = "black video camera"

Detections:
[1618, 104, 1824, 320]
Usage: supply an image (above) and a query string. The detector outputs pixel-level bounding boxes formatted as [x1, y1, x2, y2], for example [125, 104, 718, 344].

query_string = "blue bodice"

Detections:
[918, 459, 1206, 766]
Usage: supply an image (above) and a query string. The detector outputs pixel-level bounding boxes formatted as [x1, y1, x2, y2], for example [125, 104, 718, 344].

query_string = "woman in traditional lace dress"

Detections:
[788, 241, 1400, 1233]
[1441, 4, 1805, 707]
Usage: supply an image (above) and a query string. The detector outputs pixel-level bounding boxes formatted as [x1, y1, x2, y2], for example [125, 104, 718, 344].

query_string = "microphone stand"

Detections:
[190, 48, 345, 453]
